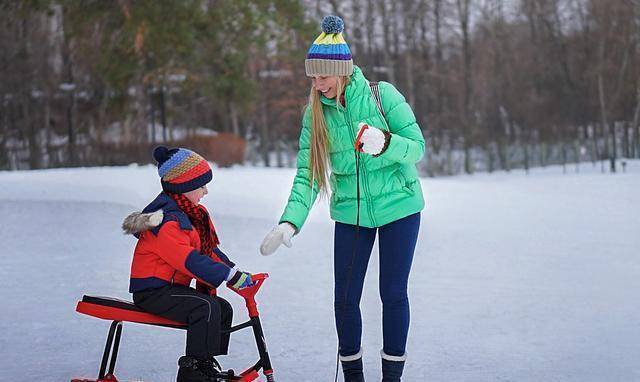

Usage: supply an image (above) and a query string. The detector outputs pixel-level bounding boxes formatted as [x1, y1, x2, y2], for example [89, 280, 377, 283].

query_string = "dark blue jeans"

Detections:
[334, 212, 420, 358]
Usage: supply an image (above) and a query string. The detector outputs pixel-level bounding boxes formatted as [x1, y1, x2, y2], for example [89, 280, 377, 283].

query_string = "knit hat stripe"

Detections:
[163, 154, 203, 181]
[168, 160, 211, 184]
[158, 149, 191, 178]
[313, 32, 347, 45]
[161, 170, 213, 194]
[307, 53, 352, 60]
[305, 59, 354, 77]
[308, 43, 351, 55]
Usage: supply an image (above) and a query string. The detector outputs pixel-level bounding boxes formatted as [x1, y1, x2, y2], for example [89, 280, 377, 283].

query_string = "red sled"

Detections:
[71, 273, 274, 382]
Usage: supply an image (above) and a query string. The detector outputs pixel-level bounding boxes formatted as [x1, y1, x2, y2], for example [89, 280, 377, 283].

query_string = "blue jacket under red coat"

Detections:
[128, 193, 235, 293]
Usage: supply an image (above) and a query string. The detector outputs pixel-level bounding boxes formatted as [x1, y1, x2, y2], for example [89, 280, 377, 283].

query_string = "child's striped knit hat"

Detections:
[153, 146, 213, 194]
[305, 15, 353, 77]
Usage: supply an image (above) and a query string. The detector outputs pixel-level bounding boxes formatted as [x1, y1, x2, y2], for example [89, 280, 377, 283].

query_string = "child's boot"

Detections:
[381, 351, 406, 382]
[340, 349, 365, 382]
[176, 356, 214, 382]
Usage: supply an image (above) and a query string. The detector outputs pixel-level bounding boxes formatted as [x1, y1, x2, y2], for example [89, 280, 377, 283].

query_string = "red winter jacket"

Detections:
[125, 193, 235, 293]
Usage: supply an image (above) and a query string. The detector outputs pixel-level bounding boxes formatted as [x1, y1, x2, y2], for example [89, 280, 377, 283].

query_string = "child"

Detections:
[123, 146, 253, 382]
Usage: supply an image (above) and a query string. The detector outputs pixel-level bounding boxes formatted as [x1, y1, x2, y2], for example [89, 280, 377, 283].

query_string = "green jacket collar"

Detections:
[320, 66, 367, 107]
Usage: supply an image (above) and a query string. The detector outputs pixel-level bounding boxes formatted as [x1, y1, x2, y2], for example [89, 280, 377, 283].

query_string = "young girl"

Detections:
[260, 15, 425, 382]
[123, 146, 253, 382]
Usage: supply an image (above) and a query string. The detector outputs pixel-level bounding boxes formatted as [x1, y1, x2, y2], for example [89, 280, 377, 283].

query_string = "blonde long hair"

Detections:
[308, 76, 350, 193]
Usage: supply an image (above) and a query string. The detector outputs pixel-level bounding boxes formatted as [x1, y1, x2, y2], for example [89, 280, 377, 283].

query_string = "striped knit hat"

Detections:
[153, 146, 213, 194]
[305, 15, 353, 77]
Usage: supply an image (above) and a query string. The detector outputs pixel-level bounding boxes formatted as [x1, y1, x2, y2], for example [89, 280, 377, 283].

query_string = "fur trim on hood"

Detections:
[122, 210, 164, 234]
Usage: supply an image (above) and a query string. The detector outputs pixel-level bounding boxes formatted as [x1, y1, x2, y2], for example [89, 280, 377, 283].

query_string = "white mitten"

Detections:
[356, 123, 387, 155]
[260, 222, 297, 256]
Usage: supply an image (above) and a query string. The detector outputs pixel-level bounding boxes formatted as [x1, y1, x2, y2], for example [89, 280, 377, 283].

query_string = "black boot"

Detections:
[203, 357, 238, 382]
[340, 351, 365, 382]
[202, 357, 223, 374]
[176, 356, 214, 382]
[381, 351, 406, 382]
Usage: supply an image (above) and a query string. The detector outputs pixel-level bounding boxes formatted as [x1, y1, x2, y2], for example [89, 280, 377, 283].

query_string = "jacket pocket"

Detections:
[394, 168, 407, 188]
[395, 169, 416, 196]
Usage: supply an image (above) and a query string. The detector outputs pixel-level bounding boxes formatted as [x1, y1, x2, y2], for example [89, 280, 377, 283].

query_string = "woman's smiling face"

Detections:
[311, 75, 339, 99]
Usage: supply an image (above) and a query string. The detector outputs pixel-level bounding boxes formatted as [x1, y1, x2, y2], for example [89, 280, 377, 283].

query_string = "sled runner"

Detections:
[71, 273, 274, 382]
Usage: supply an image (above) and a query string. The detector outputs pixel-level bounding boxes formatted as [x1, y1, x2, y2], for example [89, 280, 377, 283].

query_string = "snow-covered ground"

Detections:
[1, 161, 639, 382]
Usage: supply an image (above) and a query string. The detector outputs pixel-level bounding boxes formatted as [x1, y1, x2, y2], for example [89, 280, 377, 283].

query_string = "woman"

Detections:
[260, 16, 425, 382]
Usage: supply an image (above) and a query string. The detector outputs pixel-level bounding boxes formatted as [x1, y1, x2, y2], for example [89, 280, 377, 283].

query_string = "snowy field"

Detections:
[1, 161, 639, 382]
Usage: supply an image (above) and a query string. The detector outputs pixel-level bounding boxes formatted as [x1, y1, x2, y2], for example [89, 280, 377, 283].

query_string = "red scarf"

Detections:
[168, 192, 220, 256]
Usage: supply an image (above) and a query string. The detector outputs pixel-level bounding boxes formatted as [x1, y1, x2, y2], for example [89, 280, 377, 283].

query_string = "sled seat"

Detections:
[73, 275, 270, 382]
[76, 295, 186, 328]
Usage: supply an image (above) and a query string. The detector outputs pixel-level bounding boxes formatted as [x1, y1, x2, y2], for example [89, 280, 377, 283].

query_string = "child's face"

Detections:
[184, 185, 208, 205]
[311, 75, 339, 99]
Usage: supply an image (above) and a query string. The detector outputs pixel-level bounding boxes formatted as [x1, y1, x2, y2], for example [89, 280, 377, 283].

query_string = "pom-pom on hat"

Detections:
[305, 15, 353, 77]
[153, 146, 213, 194]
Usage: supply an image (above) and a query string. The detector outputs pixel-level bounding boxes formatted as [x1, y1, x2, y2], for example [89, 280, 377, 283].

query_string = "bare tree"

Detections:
[378, 0, 397, 83]
[456, 0, 474, 173]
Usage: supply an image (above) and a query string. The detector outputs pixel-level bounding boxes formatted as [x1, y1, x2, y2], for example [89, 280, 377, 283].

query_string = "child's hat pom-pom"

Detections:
[153, 146, 170, 163]
[321, 15, 344, 34]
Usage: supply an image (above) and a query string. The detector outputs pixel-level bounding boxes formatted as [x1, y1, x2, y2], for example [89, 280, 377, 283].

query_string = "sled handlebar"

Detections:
[227, 273, 269, 318]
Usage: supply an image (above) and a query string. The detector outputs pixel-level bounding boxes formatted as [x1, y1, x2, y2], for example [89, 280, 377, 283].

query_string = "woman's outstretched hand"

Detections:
[260, 222, 296, 256]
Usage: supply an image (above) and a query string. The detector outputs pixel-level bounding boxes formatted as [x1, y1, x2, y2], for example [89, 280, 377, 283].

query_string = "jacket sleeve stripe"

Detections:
[185, 249, 232, 288]
[212, 247, 235, 268]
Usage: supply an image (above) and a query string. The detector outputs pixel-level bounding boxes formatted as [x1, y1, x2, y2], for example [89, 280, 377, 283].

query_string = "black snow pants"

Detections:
[133, 284, 233, 359]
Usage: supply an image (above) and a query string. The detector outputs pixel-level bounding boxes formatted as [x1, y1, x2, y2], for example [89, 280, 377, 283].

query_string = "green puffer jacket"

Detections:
[280, 66, 425, 229]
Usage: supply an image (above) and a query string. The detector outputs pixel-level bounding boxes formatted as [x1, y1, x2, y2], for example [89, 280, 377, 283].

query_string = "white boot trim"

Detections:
[381, 349, 407, 362]
[339, 348, 363, 362]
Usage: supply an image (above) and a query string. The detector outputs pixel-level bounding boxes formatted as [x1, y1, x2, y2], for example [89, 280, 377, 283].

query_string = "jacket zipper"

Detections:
[344, 103, 376, 226]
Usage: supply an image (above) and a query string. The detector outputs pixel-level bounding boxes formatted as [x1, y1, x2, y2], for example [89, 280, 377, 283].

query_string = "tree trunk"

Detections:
[96, 88, 108, 147]
[632, 84, 640, 158]
[276, 139, 283, 168]
[350, 0, 363, 60]
[487, 141, 495, 173]
[523, 131, 530, 174]
[498, 136, 509, 172]
[599, 123, 607, 173]
[589, 124, 598, 164]
[149, 88, 156, 143]
[457, 0, 473, 174]
[508, 116, 517, 170]
[159, 87, 167, 143]
[328, 0, 341, 15]
[573, 126, 580, 173]
[434, 0, 444, 116]
[229, 101, 240, 137]
[366, 0, 375, 57]
[623, 121, 630, 158]
[378, 1, 396, 84]
[598, 73, 615, 172]
[540, 141, 547, 168]
[446, 132, 454, 176]
[19, 18, 41, 169]
[636, 123, 640, 159]
[0, 101, 8, 170]
[402, 1, 417, 108]
[259, 96, 270, 167]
